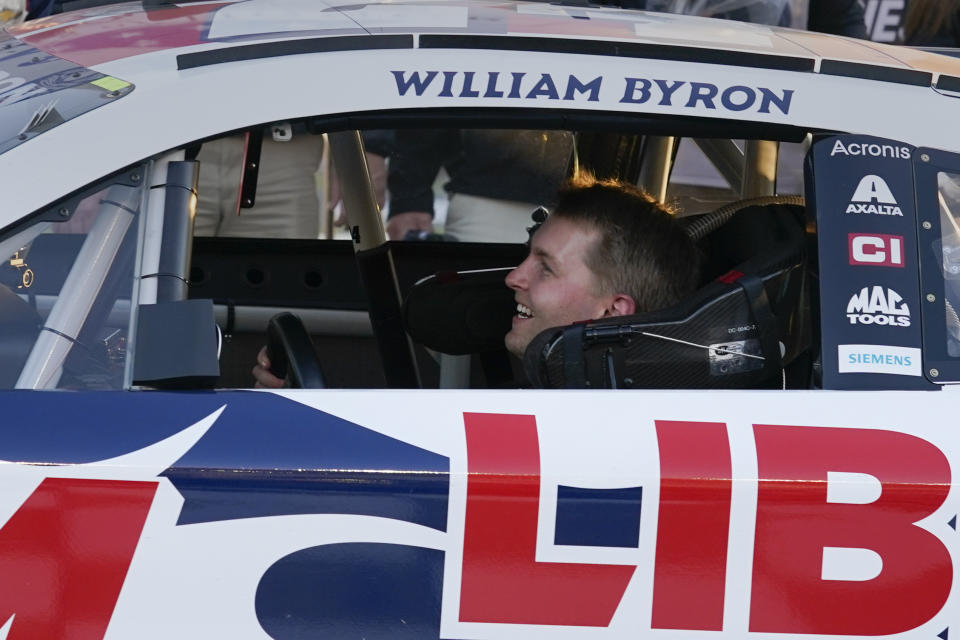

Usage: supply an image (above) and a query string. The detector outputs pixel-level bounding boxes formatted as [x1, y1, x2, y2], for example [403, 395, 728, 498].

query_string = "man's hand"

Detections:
[252, 345, 284, 389]
[386, 211, 432, 240]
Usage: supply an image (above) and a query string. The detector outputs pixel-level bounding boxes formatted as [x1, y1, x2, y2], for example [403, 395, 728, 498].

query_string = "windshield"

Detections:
[0, 168, 146, 389]
[0, 31, 133, 155]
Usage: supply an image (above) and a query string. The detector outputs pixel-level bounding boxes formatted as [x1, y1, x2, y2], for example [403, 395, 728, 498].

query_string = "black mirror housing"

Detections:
[133, 299, 220, 389]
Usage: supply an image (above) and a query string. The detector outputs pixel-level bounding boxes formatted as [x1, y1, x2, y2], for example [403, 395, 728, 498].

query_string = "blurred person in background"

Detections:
[903, 0, 960, 46]
[386, 129, 575, 243]
[0, 0, 23, 24]
[194, 131, 325, 239]
[610, 0, 866, 37]
[808, 0, 866, 38]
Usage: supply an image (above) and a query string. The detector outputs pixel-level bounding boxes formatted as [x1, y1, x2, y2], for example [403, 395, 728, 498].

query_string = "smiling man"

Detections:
[504, 174, 701, 358]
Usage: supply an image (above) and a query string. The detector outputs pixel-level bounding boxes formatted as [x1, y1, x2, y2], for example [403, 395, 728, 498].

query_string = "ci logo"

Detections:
[848, 233, 905, 268]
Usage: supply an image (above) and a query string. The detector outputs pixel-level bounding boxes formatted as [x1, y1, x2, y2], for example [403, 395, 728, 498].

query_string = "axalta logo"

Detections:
[846, 175, 903, 216]
[838, 344, 921, 376]
[846, 286, 911, 326]
[831, 140, 911, 160]
[848, 233, 905, 267]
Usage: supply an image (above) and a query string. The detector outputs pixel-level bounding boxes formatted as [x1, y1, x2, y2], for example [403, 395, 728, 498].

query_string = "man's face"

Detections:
[504, 216, 613, 358]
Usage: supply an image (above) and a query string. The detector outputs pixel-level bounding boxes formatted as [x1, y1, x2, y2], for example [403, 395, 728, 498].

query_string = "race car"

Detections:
[0, 1, 959, 638]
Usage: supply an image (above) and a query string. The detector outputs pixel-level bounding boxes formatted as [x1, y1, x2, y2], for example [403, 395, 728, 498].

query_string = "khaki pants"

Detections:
[444, 193, 540, 243]
[195, 134, 323, 238]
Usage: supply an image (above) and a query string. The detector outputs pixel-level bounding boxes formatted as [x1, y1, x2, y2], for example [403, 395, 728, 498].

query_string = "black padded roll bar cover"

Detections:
[0, 284, 41, 388]
[403, 267, 515, 355]
[157, 160, 199, 303]
[133, 299, 219, 388]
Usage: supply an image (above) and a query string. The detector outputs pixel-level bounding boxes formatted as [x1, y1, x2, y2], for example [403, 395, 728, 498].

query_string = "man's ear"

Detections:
[609, 293, 636, 317]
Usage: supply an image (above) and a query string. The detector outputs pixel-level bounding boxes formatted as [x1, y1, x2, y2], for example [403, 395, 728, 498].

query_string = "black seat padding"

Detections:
[523, 203, 810, 389]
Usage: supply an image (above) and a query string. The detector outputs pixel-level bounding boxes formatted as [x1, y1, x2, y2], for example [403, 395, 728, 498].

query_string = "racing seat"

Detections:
[523, 198, 811, 389]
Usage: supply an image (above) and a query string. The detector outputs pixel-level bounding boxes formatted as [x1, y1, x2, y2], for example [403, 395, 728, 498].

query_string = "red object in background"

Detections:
[459, 412, 635, 626]
[751, 425, 952, 635]
[717, 270, 745, 284]
[20, 4, 228, 67]
[0, 477, 157, 640]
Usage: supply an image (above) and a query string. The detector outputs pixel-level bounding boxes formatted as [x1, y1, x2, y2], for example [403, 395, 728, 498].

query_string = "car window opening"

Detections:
[0, 117, 877, 393]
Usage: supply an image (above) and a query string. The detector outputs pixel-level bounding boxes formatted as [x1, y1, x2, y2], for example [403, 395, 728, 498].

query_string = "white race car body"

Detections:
[0, 2, 959, 639]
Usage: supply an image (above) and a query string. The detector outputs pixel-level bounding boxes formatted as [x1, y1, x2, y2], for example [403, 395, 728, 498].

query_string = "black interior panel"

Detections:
[189, 237, 528, 310]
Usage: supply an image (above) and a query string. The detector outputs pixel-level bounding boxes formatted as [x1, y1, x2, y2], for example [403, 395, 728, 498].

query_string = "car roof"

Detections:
[3, 0, 960, 228]
[12, 0, 960, 78]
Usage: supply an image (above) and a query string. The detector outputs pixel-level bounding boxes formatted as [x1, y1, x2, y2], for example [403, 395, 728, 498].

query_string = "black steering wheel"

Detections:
[266, 312, 327, 388]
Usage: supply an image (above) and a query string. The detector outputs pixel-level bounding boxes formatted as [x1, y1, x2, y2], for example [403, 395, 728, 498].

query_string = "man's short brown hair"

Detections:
[550, 173, 701, 312]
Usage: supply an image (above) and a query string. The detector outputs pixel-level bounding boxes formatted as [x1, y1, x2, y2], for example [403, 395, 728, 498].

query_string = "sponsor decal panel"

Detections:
[812, 135, 923, 389]
[848, 233, 905, 267]
[846, 286, 911, 327]
[838, 344, 921, 376]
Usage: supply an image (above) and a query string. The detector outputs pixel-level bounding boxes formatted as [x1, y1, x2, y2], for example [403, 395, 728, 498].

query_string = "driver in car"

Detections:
[252, 174, 701, 386]
[502, 173, 701, 358]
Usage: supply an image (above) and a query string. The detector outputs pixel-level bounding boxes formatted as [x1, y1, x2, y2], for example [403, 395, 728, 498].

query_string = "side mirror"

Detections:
[133, 299, 220, 389]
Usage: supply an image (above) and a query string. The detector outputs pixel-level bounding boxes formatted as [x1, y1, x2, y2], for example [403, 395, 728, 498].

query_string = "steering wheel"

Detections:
[265, 312, 327, 388]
